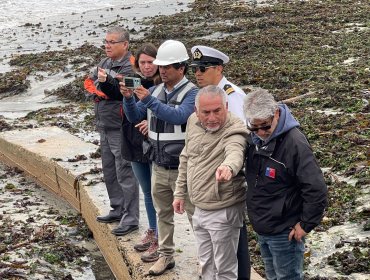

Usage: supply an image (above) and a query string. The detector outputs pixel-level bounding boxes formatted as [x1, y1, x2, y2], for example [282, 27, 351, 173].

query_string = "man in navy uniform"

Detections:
[190, 45, 246, 122]
[190, 45, 250, 280]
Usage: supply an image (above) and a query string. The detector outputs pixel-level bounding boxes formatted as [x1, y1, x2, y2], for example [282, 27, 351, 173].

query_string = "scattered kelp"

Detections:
[0, 117, 12, 132]
[136, 0, 370, 180]
[22, 103, 96, 136]
[327, 239, 370, 275]
[0, 43, 104, 98]
[0, 165, 93, 279]
[9, 43, 104, 73]
[294, 110, 369, 175]
[0, 69, 31, 98]
[48, 75, 88, 102]
[317, 172, 362, 230]
[246, 224, 265, 277]
[1, 0, 369, 279]
[137, 1, 368, 278]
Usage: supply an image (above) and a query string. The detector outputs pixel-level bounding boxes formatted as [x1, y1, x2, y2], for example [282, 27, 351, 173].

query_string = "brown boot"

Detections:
[134, 229, 155, 252]
[141, 238, 159, 263]
[148, 255, 175, 276]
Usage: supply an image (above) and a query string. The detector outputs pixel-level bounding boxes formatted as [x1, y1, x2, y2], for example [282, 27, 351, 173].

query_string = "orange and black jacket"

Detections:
[84, 52, 134, 130]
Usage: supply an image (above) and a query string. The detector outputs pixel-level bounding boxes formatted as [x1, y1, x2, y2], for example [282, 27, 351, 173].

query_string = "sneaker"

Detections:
[134, 229, 155, 252]
[141, 239, 159, 263]
[148, 255, 175, 276]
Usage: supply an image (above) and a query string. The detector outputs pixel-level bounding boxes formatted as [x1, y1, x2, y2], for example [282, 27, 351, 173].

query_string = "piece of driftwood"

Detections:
[282, 92, 316, 104]
[241, 86, 316, 104]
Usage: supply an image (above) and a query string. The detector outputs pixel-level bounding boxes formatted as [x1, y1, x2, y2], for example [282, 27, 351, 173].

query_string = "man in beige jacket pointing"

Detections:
[173, 85, 248, 279]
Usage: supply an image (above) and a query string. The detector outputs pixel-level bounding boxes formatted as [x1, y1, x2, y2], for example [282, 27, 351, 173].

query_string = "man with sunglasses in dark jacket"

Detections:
[189, 45, 250, 280]
[243, 89, 327, 280]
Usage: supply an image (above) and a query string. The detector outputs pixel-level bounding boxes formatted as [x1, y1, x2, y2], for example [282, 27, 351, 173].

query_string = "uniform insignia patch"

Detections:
[193, 48, 203, 60]
[265, 167, 276, 179]
[223, 84, 235, 95]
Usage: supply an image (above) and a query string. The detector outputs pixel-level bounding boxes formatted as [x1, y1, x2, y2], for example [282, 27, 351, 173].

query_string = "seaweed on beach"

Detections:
[317, 172, 366, 230]
[0, 118, 12, 132]
[48, 75, 88, 102]
[22, 103, 96, 135]
[0, 168, 92, 277]
[140, 0, 370, 236]
[1, 0, 369, 278]
[0, 43, 104, 98]
[135, 1, 368, 278]
[136, 0, 370, 177]
[327, 239, 370, 275]
[0, 69, 31, 98]
[9, 43, 104, 73]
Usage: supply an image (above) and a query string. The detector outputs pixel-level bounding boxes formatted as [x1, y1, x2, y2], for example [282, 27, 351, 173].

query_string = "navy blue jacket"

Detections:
[245, 105, 327, 235]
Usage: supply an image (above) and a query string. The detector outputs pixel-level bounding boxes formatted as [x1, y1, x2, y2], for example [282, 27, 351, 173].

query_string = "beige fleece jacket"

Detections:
[174, 112, 248, 210]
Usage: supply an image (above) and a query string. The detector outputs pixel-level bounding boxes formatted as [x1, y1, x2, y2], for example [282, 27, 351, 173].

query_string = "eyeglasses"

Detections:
[191, 65, 216, 73]
[103, 39, 126, 45]
[247, 121, 272, 132]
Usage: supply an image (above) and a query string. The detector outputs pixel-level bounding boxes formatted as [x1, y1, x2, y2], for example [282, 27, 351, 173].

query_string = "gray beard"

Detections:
[201, 122, 220, 133]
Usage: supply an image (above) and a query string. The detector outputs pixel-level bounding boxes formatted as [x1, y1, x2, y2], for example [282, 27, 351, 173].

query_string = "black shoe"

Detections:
[96, 213, 122, 223]
[111, 225, 139, 236]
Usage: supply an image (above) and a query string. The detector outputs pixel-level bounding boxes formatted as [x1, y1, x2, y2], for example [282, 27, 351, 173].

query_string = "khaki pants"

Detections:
[193, 203, 243, 280]
[151, 163, 194, 256]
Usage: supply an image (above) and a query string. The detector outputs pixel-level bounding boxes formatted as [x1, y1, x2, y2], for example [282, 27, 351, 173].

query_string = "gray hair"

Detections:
[106, 26, 130, 42]
[195, 85, 227, 108]
[243, 89, 278, 120]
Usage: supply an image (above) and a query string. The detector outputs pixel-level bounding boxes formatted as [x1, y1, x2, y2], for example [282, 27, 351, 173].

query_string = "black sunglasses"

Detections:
[191, 65, 216, 73]
[247, 122, 272, 132]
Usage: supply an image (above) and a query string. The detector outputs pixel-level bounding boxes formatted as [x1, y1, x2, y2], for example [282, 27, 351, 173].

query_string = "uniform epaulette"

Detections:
[223, 84, 235, 95]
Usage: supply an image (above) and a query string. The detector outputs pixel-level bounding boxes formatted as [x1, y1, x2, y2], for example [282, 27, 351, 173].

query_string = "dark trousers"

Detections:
[237, 222, 251, 280]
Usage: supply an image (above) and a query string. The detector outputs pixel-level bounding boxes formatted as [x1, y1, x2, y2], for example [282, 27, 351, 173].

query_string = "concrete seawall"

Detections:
[0, 126, 263, 279]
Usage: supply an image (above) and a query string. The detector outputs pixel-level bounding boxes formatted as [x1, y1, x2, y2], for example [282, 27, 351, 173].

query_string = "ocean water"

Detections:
[0, 0, 192, 67]
[0, 0, 192, 117]
[0, 0, 192, 56]
[0, 0, 164, 30]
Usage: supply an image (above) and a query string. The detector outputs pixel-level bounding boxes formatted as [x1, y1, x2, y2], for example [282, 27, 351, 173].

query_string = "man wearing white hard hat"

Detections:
[190, 45, 251, 280]
[121, 40, 198, 276]
[190, 45, 247, 123]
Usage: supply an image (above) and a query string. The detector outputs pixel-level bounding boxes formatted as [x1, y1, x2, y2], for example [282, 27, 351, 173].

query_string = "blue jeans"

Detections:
[258, 230, 304, 280]
[131, 161, 157, 231]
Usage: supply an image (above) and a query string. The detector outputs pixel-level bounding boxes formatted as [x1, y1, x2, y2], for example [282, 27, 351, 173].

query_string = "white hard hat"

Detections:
[153, 40, 189, 66]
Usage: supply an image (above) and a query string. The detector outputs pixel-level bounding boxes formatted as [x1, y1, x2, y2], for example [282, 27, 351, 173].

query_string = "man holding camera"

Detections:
[121, 40, 198, 276]
[84, 26, 139, 236]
